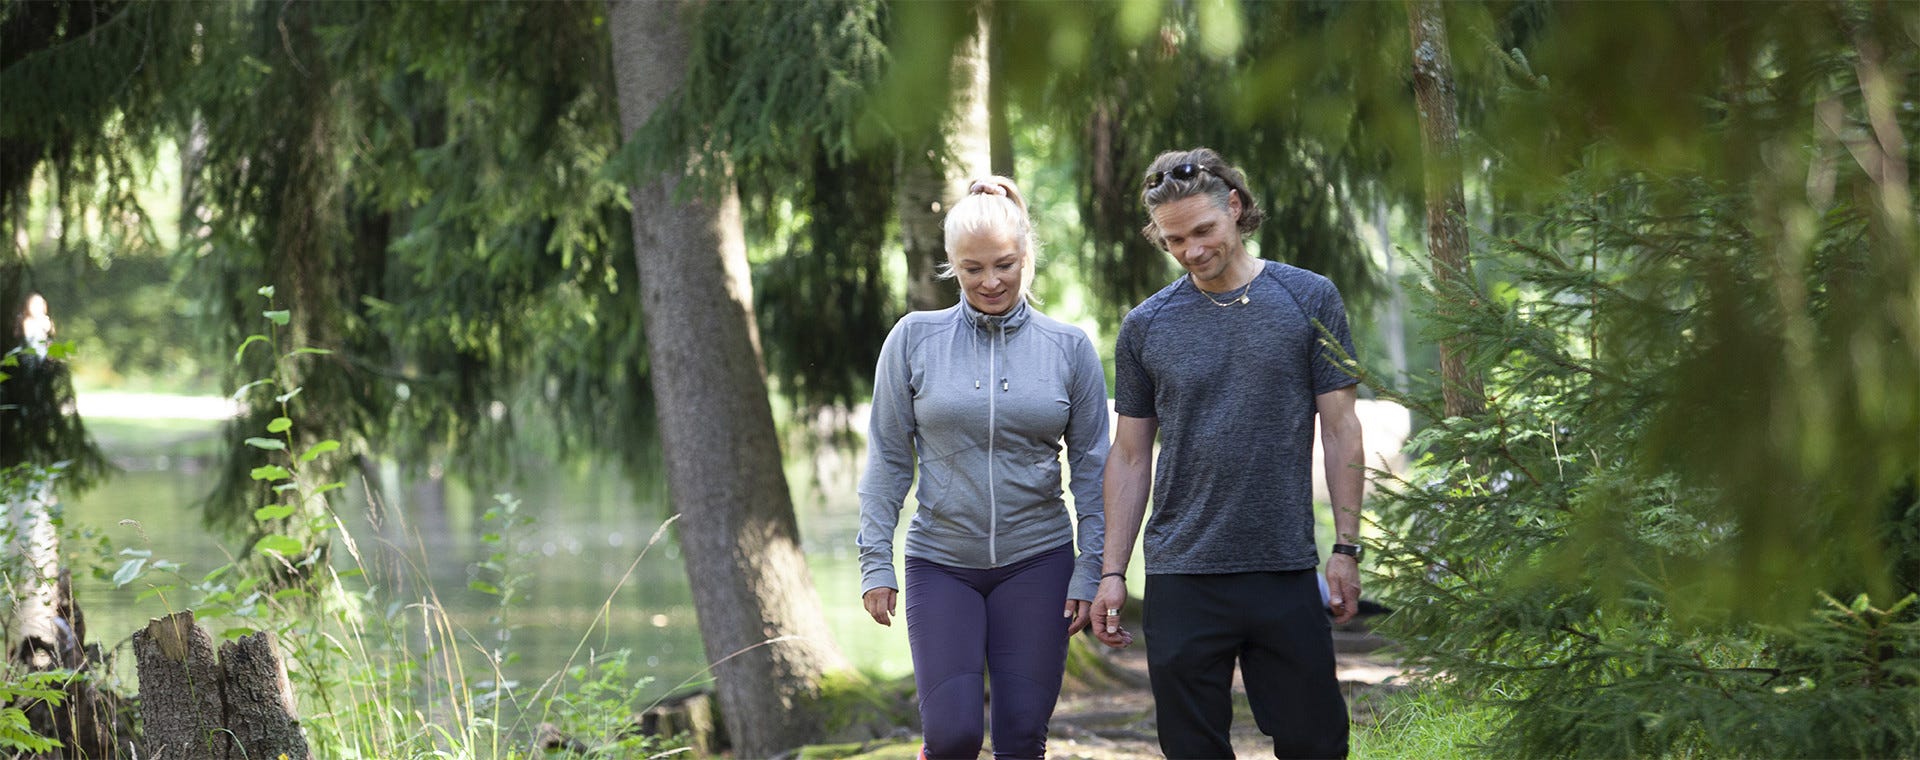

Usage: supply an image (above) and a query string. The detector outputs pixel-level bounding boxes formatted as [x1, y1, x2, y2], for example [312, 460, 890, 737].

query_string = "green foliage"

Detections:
[0, 671, 67, 754]
[983, 0, 1393, 323]
[1373, 165, 1919, 755]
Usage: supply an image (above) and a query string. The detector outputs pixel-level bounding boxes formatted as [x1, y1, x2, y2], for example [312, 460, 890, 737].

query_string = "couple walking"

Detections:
[857, 147, 1366, 760]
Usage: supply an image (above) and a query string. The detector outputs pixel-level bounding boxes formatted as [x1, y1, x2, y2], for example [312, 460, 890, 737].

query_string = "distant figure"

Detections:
[20, 292, 53, 356]
[858, 176, 1111, 760]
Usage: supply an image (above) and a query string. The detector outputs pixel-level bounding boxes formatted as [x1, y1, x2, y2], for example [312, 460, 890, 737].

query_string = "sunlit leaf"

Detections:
[300, 440, 341, 462]
[112, 558, 147, 587]
[253, 535, 304, 556]
[250, 465, 292, 482]
[254, 504, 297, 521]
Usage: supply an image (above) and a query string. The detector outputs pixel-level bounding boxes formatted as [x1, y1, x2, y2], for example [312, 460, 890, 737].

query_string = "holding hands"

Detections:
[1091, 574, 1135, 648]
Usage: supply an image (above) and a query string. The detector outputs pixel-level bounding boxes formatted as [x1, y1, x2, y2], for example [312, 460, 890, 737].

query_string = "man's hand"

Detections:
[1326, 553, 1361, 625]
[862, 587, 897, 627]
[1091, 575, 1134, 647]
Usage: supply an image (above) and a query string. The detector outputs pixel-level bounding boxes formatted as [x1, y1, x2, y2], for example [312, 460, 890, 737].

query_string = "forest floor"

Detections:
[802, 627, 1410, 760]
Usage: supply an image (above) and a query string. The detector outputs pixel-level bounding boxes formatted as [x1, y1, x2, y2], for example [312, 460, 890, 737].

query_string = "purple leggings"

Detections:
[905, 543, 1074, 760]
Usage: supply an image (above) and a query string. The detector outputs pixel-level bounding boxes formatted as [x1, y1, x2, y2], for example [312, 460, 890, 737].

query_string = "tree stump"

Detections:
[220, 631, 306, 760]
[132, 611, 310, 760]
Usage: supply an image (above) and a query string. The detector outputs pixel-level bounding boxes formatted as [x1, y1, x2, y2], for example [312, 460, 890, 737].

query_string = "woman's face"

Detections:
[950, 229, 1024, 315]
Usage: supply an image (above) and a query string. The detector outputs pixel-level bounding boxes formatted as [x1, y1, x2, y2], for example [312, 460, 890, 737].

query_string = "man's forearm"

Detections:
[1325, 420, 1365, 545]
[1102, 449, 1151, 574]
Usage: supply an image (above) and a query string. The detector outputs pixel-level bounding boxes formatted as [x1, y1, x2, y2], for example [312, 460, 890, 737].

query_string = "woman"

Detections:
[857, 177, 1110, 760]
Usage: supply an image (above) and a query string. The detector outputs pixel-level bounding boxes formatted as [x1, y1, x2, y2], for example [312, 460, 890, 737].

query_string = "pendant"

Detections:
[1236, 294, 1249, 305]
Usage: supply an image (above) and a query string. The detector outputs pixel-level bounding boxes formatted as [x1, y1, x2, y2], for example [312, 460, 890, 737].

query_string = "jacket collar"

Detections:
[957, 296, 1031, 335]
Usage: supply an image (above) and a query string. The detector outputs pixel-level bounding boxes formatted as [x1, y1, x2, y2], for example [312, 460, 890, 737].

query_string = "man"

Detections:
[1091, 147, 1364, 759]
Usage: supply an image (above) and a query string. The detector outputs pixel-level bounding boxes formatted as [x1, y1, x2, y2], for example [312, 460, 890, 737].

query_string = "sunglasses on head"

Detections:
[1143, 163, 1216, 190]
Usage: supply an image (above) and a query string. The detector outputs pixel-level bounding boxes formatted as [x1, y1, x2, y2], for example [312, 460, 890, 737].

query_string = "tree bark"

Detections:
[899, 0, 994, 312]
[607, 2, 852, 757]
[133, 612, 228, 759]
[5, 482, 61, 671]
[1408, 0, 1485, 418]
[219, 631, 309, 760]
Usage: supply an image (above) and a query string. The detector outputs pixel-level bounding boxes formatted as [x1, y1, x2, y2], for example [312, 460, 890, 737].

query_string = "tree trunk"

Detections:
[1376, 198, 1409, 389]
[1408, 0, 1484, 418]
[4, 482, 61, 671]
[899, 0, 994, 312]
[607, 3, 852, 757]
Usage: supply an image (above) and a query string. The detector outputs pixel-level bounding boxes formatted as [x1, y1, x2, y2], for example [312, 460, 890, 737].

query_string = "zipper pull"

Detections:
[975, 380, 982, 389]
[1001, 379, 1009, 392]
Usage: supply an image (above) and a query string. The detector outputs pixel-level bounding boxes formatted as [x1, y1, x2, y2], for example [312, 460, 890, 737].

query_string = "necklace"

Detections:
[1193, 275, 1252, 307]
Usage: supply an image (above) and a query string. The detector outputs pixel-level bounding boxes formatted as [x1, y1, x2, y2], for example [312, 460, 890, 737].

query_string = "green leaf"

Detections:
[287, 347, 333, 357]
[267, 417, 293, 433]
[203, 564, 234, 584]
[244, 437, 287, 451]
[257, 285, 275, 298]
[112, 558, 147, 587]
[470, 581, 502, 595]
[253, 504, 297, 521]
[263, 309, 291, 326]
[276, 387, 303, 404]
[250, 465, 292, 482]
[0, 706, 63, 752]
[300, 440, 341, 462]
[253, 535, 304, 556]
[234, 335, 270, 363]
[313, 482, 346, 496]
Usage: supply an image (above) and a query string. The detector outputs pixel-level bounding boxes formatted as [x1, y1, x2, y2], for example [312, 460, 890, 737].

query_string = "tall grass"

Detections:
[1351, 687, 1497, 759]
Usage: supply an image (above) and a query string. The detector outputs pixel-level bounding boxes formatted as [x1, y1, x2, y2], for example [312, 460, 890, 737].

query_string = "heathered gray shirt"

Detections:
[1114, 260, 1358, 575]
[858, 298, 1110, 601]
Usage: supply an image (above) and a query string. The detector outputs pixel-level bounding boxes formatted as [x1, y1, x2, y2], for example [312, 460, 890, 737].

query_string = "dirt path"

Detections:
[817, 631, 1408, 760]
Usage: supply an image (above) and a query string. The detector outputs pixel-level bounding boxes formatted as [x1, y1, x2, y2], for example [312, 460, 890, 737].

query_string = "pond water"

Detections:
[57, 412, 915, 709]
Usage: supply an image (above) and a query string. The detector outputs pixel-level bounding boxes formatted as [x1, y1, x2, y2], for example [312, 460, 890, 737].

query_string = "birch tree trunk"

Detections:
[607, 2, 852, 756]
[1408, 0, 1485, 418]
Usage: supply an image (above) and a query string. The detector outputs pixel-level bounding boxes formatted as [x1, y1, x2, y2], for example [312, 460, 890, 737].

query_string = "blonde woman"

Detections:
[857, 177, 1110, 759]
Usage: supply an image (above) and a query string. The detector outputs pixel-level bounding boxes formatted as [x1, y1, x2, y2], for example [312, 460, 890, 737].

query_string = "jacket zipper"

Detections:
[986, 325, 999, 566]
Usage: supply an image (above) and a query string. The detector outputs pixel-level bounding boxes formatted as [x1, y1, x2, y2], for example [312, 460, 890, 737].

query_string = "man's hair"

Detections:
[1138, 148, 1266, 248]
[940, 176, 1039, 302]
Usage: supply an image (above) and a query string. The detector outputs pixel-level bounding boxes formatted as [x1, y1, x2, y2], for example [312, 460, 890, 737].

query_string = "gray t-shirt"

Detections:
[1113, 260, 1358, 575]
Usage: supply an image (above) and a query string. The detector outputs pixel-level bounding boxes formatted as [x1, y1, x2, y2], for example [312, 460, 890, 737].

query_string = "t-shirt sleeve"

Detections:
[1310, 281, 1359, 395]
[1113, 311, 1155, 419]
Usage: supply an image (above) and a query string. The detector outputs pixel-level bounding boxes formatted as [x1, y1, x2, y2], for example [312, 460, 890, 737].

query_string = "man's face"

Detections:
[1148, 192, 1243, 289]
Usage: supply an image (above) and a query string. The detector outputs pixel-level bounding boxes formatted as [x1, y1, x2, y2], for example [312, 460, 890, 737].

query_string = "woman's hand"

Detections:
[1064, 599, 1091, 636]
[862, 587, 897, 627]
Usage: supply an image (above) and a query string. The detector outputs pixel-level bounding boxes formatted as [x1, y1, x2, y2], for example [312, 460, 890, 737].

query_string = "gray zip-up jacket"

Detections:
[857, 298, 1110, 601]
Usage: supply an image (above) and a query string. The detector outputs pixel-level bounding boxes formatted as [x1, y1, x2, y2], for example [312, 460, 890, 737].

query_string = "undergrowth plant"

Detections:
[104, 287, 687, 758]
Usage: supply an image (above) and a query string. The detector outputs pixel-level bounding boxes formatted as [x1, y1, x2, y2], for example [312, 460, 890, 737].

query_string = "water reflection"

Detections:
[62, 417, 912, 708]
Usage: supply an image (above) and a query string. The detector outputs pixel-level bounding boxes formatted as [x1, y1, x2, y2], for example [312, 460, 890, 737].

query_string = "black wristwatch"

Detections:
[1331, 543, 1363, 561]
